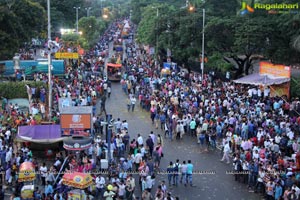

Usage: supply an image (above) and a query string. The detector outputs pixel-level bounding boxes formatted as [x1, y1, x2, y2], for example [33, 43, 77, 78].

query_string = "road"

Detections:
[104, 82, 260, 200]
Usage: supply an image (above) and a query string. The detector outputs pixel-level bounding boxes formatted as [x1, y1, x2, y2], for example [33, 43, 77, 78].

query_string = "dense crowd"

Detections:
[118, 34, 300, 200]
[2, 15, 300, 200]
[0, 18, 184, 200]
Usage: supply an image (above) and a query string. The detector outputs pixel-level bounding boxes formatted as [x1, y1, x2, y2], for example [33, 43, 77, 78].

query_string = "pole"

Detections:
[130, 10, 132, 20]
[106, 114, 112, 165]
[201, 8, 205, 82]
[76, 8, 79, 33]
[85, 7, 91, 17]
[101, 0, 103, 15]
[47, 0, 52, 120]
[74, 7, 80, 33]
[156, 8, 159, 62]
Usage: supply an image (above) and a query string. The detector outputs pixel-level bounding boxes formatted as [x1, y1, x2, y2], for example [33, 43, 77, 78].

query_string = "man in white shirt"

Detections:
[117, 180, 126, 198]
[130, 96, 137, 112]
[121, 120, 128, 130]
[4, 129, 11, 142]
[140, 144, 146, 158]
[287, 130, 294, 140]
[180, 160, 188, 185]
[137, 134, 143, 146]
[248, 88, 253, 98]
[264, 87, 270, 97]
[252, 88, 258, 99]
[220, 141, 231, 164]
[114, 118, 122, 133]
[134, 150, 143, 171]
[5, 148, 12, 164]
[257, 88, 262, 99]
[53, 158, 61, 169]
[275, 134, 281, 144]
[292, 184, 300, 198]
[39, 163, 48, 186]
[257, 129, 264, 142]
[149, 131, 156, 144]
[95, 175, 105, 197]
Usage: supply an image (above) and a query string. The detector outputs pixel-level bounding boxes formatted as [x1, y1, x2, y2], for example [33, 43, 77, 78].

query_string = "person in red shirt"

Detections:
[277, 156, 285, 171]
[245, 150, 252, 162]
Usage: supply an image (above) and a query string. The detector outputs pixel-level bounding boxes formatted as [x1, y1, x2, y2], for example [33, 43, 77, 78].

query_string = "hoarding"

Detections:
[61, 114, 91, 129]
[259, 61, 291, 78]
[55, 52, 79, 59]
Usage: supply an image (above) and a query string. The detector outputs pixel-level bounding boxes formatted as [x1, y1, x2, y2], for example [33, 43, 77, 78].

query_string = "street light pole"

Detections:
[152, 7, 159, 62]
[201, 8, 205, 82]
[74, 7, 80, 34]
[130, 10, 132, 20]
[47, 0, 52, 120]
[85, 7, 91, 17]
[156, 8, 158, 60]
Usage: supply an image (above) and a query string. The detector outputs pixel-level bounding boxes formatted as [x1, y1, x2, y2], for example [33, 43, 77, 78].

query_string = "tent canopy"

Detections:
[233, 73, 290, 86]
[17, 125, 63, 144]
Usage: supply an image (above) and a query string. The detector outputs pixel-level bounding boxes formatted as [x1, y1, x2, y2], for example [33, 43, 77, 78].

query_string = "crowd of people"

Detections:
[119, 30, 300, 199]
[2, 14, 300, 200]
[0, 18, 184, 200]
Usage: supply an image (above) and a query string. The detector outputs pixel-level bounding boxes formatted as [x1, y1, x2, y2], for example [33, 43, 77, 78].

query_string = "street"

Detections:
[104, 82, 260, 200]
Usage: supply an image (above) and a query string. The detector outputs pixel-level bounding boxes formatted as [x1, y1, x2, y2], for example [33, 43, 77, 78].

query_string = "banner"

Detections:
[61, 114, 91, 129]
[259, 61, 291, 78]
[149, 47, 155, 55]
[270, 82, 290, 99]
[55, 52, 79, 59]
[58, 98, 73, 112]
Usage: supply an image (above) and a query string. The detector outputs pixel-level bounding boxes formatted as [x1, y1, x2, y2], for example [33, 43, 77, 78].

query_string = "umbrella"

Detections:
[18, 162, 36, 182]
[62, 172, 93, 189]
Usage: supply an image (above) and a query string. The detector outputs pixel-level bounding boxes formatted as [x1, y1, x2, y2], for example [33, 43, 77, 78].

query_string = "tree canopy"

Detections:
[134, 0, 300, 77]
[0, 0, 45, 59]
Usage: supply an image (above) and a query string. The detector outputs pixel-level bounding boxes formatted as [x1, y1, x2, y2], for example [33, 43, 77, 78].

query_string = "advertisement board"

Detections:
[61, 114, 91, 129]
[259, 61, 291, 78]
[55, 52, 79, 59]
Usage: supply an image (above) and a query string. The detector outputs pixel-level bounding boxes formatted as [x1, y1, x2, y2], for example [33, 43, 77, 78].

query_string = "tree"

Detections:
[0, 0, 45, 59]
[78, 16, 108, 48]
[33, 0, 84, 32]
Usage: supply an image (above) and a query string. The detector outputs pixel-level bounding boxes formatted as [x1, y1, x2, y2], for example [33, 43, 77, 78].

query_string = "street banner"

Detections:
[61, 114, 91, 129]
[259, 61, 291, 78]
[55, 52, 79, 59]
[149, 47, 155, 55]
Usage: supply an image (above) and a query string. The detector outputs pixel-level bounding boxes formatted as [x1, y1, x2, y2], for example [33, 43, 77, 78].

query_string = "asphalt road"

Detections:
[104, 82, 260, 200]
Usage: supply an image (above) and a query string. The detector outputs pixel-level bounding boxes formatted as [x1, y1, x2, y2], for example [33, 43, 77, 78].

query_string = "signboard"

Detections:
[163, 62, 177, 70]
[149, 47, 155, 55]
[163, 62, 171, 69]
[61, 114, 91, 129]
[58, 98, 73, 112]
[259, 61, 291, 78]
[167, 48, 171, 57]
[55, 52, 79, 59]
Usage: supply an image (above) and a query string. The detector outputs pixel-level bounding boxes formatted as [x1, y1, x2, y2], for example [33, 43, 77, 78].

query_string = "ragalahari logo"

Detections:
[240, 2, 255, 15]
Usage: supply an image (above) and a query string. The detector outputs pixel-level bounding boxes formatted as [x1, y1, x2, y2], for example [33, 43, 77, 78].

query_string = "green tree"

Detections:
[78, 17, 108, 48]
[33, 0, 84, 32]
[0, 0, 45, 59]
